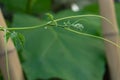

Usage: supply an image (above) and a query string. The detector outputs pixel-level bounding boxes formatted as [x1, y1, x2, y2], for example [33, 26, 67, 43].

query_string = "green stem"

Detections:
[4, 29, 10, 80]
[65, 28, 120, 49]
[51, 24, 120, 49]
[0, 14, 113, 31]
[7, 23, 49, 30]
[0, 14, 119, 48]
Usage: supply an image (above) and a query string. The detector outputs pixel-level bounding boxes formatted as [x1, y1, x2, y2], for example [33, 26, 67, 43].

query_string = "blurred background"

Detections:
[0, 0, 120, 80]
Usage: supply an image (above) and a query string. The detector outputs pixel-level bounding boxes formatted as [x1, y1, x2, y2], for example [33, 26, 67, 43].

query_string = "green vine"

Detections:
[0, 14, 119, 80]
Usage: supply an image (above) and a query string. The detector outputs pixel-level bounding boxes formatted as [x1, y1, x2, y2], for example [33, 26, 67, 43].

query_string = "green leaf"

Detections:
[18, 33, 25, 47]
[6, 31, 11, 42]
[46, 13, 57, 26]
[12, 13, 105, 80]
[0, 26, 4, 31]
[9, 31, 25, 52]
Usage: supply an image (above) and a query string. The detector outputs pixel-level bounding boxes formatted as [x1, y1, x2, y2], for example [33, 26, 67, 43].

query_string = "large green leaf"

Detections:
[12, 12, 106, 80]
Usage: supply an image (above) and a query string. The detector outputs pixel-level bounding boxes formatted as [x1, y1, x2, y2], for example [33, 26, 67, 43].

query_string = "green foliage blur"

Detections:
[0, 0, 120, 80]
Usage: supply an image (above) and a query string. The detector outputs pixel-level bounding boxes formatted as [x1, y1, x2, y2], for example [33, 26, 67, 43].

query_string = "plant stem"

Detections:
[0, 14, 113, 31]
[0, 14, 119, 49]
[7, 23, 50, 30]
[4, 29, 10, 80]
[65, 28, 120, 49]
[0, 14, 119, 51]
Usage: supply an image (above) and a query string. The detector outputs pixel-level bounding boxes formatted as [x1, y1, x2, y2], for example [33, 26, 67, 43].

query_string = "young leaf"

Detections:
[17, 32, 25, 47]
[10, 31, 25, 52]
[6, 32, 10, 42]
[0, 26, 4, 31]
[46, 13, 57, 26]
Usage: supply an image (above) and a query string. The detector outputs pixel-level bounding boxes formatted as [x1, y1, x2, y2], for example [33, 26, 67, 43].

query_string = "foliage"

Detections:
[0, 1, 120, 80]
[0, 0, 51, 14]
[11, 14, 106, 80]
[6, 31, 25, 51]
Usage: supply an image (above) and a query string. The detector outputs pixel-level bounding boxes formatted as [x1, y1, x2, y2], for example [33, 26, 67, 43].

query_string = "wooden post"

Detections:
[0, 9, 24, 80]
[98, 0, 120, 80]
